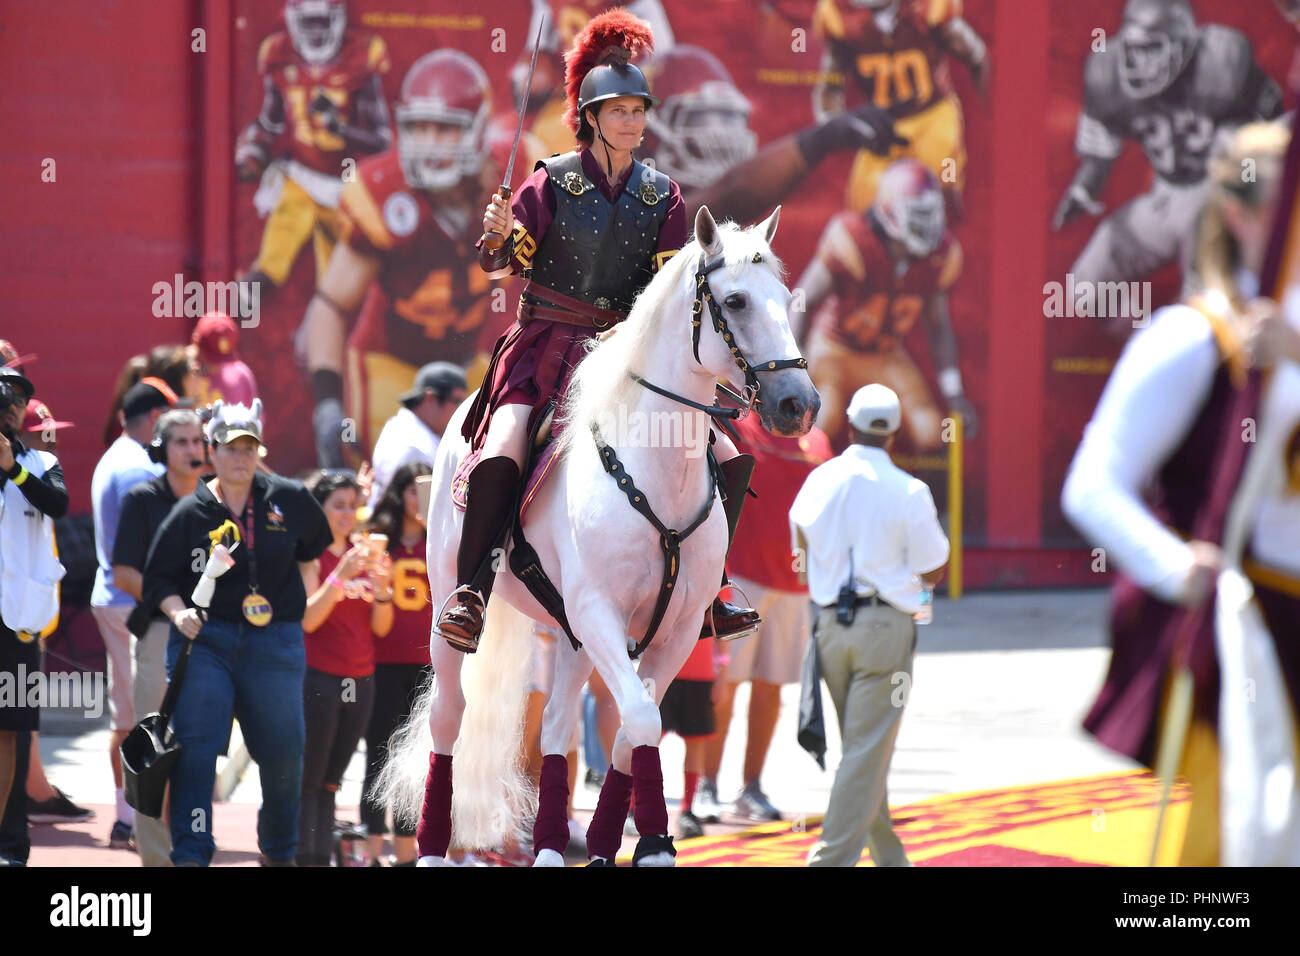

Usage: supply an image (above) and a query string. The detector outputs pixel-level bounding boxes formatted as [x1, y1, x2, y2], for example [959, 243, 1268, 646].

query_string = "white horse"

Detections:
[379, 204, 819, 866]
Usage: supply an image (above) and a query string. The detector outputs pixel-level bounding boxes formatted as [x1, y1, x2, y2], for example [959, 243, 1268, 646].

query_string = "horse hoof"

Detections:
[632, 833, 677, 867]
[415, 855, 445, 867]
[533, 849, 565, 867]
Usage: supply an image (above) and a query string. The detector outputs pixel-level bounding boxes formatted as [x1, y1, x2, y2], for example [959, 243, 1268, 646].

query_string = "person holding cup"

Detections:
[142, 400, 332, 866]
[296, 469, 393, 866]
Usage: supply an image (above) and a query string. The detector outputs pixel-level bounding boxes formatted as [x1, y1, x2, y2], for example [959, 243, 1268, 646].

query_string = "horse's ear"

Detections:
[695, 205, 724, 259]
[759, 205, 781, 246]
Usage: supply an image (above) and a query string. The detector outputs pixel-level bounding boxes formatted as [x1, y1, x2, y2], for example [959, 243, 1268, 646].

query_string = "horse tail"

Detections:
[371, 596, 538, 850]
[451, 597, 538, 850]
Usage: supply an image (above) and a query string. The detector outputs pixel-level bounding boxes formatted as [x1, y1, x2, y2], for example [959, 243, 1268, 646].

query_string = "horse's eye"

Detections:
[724, 294, 747, 311]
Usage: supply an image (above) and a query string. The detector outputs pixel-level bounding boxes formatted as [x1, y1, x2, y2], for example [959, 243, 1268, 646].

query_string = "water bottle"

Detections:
[914, 587, 933, 625]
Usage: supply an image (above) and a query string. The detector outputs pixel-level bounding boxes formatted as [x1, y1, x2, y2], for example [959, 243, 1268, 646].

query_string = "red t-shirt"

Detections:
[306, 548, 375, 678]
[676, 633, 715, 682]
[373, 539, 433, 666]
[729, 414, 834, 592]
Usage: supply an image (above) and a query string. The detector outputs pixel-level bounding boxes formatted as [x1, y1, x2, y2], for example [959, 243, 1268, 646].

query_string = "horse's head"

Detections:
[691, 204, 820, 437]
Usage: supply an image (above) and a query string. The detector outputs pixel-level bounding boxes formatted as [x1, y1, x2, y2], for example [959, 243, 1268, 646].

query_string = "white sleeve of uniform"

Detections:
[1061, 307, 1221, 601]
[905, 480, 950, 576]
[368, 426, 401, 509]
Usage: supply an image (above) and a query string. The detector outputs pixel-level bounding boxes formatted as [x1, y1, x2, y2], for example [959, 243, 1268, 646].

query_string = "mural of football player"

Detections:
[1053, 0, 1283, 331]
[791, 159, 976, 451]
[634, 44, 906, 224]
[811, 0, 989, 217]
[301, 50, 512, 468]
[235, 0, 393, 309]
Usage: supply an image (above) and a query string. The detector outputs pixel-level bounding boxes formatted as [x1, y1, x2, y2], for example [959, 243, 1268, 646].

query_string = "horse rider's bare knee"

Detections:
[620, 697, 662, 750]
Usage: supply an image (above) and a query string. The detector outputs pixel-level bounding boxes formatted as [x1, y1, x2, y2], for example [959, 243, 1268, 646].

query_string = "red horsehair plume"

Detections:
[563, 8, 655, 133]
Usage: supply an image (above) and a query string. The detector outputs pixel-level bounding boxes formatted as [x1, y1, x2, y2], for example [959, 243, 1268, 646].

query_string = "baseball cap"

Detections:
[399, 362, 467, 406]
[0, 366, 34, 401]
[208, 399, 265, 448]
[122, 377, 179, 419]
[847, 384, 902, 436]
[22, 397, 74, 433]
[192, 312, 239, 365]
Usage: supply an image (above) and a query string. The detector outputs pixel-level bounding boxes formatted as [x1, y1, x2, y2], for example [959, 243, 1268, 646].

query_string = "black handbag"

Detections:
[120, 635, 195, 818]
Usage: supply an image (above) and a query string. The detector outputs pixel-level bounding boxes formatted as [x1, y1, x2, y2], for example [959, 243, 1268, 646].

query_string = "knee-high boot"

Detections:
[702, 453, 761, 640]
[436, 456, 520, 652]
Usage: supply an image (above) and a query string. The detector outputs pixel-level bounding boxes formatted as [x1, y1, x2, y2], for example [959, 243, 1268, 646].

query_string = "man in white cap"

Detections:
[367, 362, 467, 508]
[790, 382, 949, 867]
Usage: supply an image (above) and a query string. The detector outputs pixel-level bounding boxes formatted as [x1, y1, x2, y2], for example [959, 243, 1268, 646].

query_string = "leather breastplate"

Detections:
[526, 151, 671, 313]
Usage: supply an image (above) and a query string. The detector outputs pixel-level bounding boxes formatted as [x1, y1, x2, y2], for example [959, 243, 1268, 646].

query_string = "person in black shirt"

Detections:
[142, 400, 331, 866]
[0, 366, 69, 866]
[110, 408, 204, 866]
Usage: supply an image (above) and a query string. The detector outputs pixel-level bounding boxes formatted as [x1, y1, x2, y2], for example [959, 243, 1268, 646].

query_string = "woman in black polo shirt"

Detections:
[142, 401, 331, 867]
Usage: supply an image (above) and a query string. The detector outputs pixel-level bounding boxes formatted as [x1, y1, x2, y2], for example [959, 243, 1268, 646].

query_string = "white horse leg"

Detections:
[573, 602, 680, 865]
[532, 644, 592, 867]
[415, 638, 467, 863]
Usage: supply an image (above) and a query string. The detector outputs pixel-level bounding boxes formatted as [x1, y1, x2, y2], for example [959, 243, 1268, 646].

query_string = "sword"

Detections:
[483, 14, 547, 252]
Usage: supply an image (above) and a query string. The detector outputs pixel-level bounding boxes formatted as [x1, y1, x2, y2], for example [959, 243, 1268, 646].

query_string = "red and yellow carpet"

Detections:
[659, 771, 1191, 867]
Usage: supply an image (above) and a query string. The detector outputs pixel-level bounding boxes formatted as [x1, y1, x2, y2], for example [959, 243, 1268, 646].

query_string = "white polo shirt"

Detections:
[369, 406, 440, 508]
[789, 444, 949, 614]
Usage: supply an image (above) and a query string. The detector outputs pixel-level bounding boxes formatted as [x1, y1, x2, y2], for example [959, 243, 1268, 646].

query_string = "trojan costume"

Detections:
[437, 9, 760, 652]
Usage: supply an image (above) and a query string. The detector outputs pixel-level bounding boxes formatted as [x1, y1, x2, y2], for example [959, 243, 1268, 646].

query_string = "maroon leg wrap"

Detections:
[586, 768, 633, 861]
[533, 753, 571, 857]
[415, 752, 453, 859]
[631, 745, 668, 837]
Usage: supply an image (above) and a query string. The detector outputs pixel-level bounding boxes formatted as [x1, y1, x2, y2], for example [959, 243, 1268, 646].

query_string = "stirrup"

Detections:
[435, 585, 486, 653]
[705, 581, 761, 642]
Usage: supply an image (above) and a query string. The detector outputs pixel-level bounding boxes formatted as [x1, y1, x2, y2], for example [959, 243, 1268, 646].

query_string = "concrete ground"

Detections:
[25, 588, 1136, 865]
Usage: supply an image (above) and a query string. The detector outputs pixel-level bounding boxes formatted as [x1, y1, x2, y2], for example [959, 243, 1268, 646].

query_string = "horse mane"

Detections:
[555, 218, 785, 458]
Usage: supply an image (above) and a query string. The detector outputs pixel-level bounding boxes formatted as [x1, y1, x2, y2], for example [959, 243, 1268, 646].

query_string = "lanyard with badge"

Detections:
[215, 485, 273, 627]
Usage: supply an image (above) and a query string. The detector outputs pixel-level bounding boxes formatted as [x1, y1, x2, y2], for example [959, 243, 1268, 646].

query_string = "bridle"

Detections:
[627, 248, 809, 426]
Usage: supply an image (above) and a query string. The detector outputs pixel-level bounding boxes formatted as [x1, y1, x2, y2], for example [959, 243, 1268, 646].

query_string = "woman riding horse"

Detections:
[437, 10, 760, 652]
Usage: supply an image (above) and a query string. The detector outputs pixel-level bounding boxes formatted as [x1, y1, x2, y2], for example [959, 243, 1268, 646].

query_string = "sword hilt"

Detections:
[482, 185, 513, 252]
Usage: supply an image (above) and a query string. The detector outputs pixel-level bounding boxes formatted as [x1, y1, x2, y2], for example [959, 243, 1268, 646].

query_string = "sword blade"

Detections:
[503, 14, 547, 190]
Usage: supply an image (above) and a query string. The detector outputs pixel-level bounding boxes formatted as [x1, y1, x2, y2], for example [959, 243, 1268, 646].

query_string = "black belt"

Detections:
[819, 594, 899, 613]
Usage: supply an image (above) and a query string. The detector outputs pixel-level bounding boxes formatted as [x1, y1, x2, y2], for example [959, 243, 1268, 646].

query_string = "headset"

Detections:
[148, 414, 205, 469]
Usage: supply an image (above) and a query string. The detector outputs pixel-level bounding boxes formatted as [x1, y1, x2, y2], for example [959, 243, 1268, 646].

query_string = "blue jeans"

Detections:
[165, 618, 306, 866]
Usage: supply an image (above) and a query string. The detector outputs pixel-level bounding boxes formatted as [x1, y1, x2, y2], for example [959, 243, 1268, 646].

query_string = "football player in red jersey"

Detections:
[792, 159, 975, 451]
[811, 0, 988, 216]
[1054, 0, 1282, 333]
[301, 50, 511, 468]
[236, 0, 392, 310]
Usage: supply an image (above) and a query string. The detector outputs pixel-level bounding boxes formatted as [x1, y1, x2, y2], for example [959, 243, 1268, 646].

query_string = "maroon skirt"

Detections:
[462, 315, 599, 451]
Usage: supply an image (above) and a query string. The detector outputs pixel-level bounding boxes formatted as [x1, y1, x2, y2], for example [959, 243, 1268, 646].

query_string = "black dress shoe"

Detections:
[701, 596, 761, 641]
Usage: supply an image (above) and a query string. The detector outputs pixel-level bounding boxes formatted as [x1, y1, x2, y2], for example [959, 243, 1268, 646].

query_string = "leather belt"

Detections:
[819, 593, 894, 611]
[517, 280, 628, 330]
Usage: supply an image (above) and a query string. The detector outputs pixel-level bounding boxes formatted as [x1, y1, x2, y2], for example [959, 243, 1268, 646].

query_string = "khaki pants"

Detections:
[132, 619, 173, 867]
[806, 602, 916, 867]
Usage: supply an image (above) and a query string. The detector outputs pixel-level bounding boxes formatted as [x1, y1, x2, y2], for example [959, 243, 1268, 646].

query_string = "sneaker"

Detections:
[27, 788, 96, 824]
[108, 820, 136, 851]
[678, 809, 704, 840]
[692, 779, 723, 824]
[732, 782, 782, 822]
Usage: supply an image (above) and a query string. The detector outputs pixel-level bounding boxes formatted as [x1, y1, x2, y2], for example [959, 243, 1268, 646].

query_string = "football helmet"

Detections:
[872, 159, 945, 258]
[1117, 0, 1197, 99]
[642, 45, 756, 190]
[285, 0, 346, 66]
[395, 50, 491, 192]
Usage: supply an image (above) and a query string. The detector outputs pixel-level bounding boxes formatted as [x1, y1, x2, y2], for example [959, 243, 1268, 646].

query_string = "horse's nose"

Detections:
[773, 384, 820, 435]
